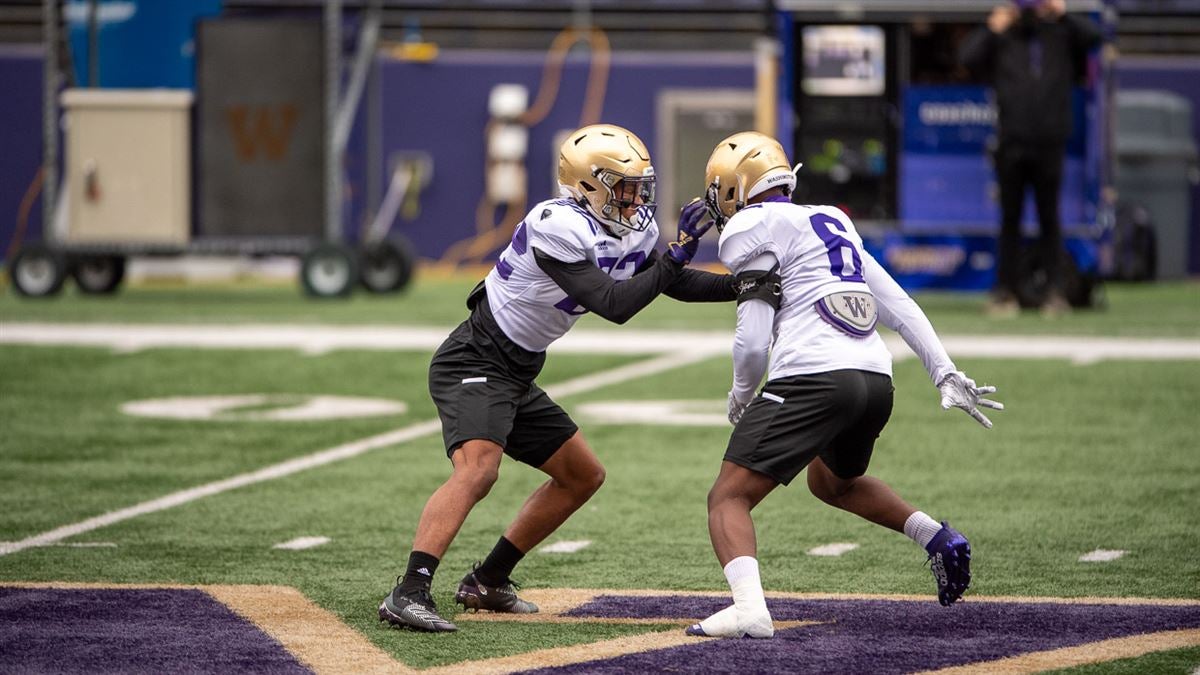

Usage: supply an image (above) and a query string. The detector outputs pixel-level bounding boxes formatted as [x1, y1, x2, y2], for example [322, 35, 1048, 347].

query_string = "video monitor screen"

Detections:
[802, 25, 886, 97]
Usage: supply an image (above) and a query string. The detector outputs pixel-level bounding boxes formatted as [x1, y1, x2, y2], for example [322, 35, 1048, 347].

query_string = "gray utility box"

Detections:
[1113, 89, 1199, 280]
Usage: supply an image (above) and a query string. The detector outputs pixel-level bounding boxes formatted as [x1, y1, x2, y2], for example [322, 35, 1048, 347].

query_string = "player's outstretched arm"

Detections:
[863, 251, 957, 386]
[863, 252, 1004, 428]
[534, 248, 683, 325]
[659, 255, 736, 303]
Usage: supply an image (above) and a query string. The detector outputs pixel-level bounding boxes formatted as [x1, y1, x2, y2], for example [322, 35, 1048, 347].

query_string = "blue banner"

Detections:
[67, 0, 222, 89]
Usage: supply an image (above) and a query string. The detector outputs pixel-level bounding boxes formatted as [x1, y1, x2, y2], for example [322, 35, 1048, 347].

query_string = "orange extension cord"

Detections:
[441, 26, 611, 266]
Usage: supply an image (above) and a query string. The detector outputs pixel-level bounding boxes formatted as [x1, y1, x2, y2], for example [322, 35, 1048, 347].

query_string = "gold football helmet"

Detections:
[703, 131, 799, 230]
[558, 124, 657, 237]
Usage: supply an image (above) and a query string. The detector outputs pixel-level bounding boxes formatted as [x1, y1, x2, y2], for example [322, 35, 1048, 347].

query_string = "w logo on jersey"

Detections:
[816, 291, 878, 337]
[842, 294, 872, 319]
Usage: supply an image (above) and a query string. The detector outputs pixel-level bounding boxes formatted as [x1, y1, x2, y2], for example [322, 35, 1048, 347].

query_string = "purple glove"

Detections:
[666, 198, 714, 265]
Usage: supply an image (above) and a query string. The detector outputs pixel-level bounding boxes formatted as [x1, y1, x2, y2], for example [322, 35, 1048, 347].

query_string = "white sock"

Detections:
[904, 511, 943, 549]
[724, 556, 766, 609]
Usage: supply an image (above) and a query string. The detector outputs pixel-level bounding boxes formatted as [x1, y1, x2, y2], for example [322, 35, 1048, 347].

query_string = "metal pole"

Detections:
[366, 11, 381, 237]
[87, 0, 99, 86]
[334, 0, 379, 154]
[43, 0, 58, 238]
[324, 0, 342, 242]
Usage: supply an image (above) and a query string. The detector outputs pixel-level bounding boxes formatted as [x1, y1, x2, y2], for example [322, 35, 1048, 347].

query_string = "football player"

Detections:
[380, 124, 733, 632]
[685, 132, 1004, 639]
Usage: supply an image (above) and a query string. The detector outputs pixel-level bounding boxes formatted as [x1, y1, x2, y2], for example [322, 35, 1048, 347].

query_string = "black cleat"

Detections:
[379, 580, 458, 632]
[455, 563, 539, 614]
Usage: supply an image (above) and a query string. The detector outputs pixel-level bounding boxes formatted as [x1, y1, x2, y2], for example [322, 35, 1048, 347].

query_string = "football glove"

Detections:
[666, 198, 714, 265]
[938, 371, 1003, 429]
[727, 390, 750, 426]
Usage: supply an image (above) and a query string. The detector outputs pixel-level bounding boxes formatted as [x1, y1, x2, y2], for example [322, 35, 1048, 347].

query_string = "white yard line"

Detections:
[0, 349, 722, 558]
[2, 323, 1198, 361]
[807, 543, 860, 557]
[273, 536, 331, 551]
[1079, 549, 1129, 562]
[540, 540, 593, 554]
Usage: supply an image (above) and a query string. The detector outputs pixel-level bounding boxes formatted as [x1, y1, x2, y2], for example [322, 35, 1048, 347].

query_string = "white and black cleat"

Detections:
[379, 585, 458, 633]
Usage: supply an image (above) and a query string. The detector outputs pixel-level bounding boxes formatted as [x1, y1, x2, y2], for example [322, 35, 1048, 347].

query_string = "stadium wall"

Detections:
[2, 48, 1196, 275]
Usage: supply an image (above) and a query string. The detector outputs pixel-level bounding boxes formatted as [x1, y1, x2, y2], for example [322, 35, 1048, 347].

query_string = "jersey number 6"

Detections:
[810, 213, 864, 282]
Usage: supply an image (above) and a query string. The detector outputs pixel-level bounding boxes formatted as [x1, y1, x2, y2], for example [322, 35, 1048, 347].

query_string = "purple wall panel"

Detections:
[378, 51, 754, 260]
[0, 46, 45, 257]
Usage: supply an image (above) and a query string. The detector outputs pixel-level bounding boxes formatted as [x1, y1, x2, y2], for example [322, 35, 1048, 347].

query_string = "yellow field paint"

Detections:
[918, 628, 1200, 675]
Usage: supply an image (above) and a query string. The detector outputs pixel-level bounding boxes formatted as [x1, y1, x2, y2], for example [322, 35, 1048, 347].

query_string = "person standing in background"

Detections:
[960, 0, 1102, 318]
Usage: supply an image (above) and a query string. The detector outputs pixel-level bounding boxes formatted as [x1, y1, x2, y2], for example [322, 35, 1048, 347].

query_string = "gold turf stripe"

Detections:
[511, 587, 1200, 608]
[422, 624, 813, 674]
[456, 613, 819, 630]
[917, 628, 1200, 675]
[204, 585, 406, 675]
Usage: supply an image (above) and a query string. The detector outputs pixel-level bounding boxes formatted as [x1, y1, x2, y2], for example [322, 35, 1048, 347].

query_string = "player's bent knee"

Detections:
[452, 464, 500, 499]
[583, 465, 606, 493]
[563, 463, 604, 500]
[807, 469, 855, 504]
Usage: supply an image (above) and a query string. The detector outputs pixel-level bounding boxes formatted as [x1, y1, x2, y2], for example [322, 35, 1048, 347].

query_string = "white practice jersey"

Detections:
[718, 200, 955, 384]
[484, 198, 660, 352]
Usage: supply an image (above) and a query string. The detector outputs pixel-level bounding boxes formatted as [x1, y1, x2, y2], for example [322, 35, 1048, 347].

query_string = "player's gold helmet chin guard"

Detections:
[558, 124, 657, 237]
[704, 131, 799, 231]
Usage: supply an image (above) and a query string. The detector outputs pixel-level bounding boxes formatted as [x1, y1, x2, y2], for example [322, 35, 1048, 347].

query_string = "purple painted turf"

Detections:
[0, 588, 312, 674]
[523, 595, 1200, 674]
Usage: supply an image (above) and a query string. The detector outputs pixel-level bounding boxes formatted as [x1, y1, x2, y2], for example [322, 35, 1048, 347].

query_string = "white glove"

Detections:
[727, 390, 750, 426]
[938, 371, 1004, 429]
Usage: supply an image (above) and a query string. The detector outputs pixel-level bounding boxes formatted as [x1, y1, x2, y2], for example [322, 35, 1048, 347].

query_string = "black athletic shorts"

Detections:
[724, 369, 894, 485]
[427, 292, 579, 468]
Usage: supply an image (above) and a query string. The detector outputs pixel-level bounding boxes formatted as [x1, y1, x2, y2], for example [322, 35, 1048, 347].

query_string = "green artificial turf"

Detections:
[1, 274, 1197, 672]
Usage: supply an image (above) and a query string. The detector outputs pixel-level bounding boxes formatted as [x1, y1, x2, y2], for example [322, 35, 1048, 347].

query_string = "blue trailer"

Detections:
[773, 0, 1115, 307]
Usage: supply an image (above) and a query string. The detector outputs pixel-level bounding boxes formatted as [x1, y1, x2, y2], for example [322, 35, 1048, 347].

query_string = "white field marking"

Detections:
[120, 395, 407, 421]
[0, 349, 720, 558]
[807, 542, 859, 557]
[3, 323, 1200, 362]
[0, 541, 116, 548]
[576, 400, 727, 427]
[540, 540, 592, 554]
[1079, 549, 1129, 562]
[273, 536, 331, 551]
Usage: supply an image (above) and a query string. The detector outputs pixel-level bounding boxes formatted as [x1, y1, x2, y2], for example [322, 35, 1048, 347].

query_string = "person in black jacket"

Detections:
[961, 0, 1102, 317]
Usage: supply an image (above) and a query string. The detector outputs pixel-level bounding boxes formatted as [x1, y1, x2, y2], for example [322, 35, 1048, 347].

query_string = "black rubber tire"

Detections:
[8, 243, 68, 297]
[300, 243, 358, 298]
[72, 255, 126, 294]
[359, 236, 417, 294]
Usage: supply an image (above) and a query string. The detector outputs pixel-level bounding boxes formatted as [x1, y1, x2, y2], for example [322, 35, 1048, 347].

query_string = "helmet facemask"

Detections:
[588, 166, 657, 238]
